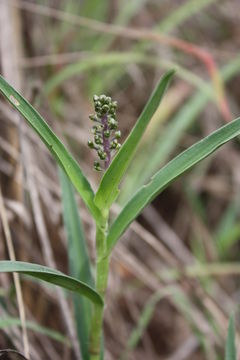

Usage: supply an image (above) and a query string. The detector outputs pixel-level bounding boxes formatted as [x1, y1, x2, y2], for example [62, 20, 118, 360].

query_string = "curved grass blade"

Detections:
[119, 52, 240, 202]
[225, 314, 236, 360]
[0, 261, 102, 305]
[44, 52, 146, 95]
[0, 75, 101, 223]
[107, 117, 240, 252]
[60, 168, 93, 360]
[94, 70, 175, 211]
[157, 0, 217, 33]
[43, 52, 203, 97]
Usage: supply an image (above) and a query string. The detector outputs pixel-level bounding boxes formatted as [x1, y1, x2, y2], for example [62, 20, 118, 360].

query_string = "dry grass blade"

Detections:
[0, 187, 29, 358]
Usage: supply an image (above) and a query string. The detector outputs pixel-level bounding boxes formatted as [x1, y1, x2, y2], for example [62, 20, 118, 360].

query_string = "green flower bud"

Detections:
[112, 101, 118, 109]
[89, 114, 98, 121]
[95, 101, 101, 111]
[102, 104, 109, 113]
[98, 150, 107, 160]
[94, 135, 102, 145]
[109, 108, 116, 117]
[104, 130, 110, 138]
[92, 125, 103, 134]
[94, 161, 102, 171]
[91, 125, 98, 134]
[108, 118, 117, 129]
[99, 95, 106, 102]
[110, 139, 118, 149]
[115, 130, 121, 139]
[89, 93, 120, 170]
[88, 140, 94, 149]
[96, 125, 103, 132]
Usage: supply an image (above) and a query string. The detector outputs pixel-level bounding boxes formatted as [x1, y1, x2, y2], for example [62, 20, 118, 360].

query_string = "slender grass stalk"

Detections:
[89, 220, 109, 359]
[0, 187, 29, 358]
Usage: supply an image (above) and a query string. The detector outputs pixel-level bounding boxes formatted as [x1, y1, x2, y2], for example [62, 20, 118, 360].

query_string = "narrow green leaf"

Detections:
[0, 75, 101, 223]
[119, 52, 240, 201]
[225, 315, 236, 360]
[121, 287, 177, 360]
[44, 52, 149, 94]
[60, 168, 93, 286]
[157, 0, 217, 33]
[0, 261, 102, 305]
[107, 117, 240, 252]
[59, 168, 92, 360]
[94, 70, 175, 211]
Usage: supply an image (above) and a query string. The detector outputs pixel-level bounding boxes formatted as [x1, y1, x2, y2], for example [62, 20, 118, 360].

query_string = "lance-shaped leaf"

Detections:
[0, 261, 102, 305]
[0, 75, 101, 223]
[107, 117, 240, 253]
[60, 168, 93, 360]
[225, 314, 236, 360]
[94, 70, 175, 211]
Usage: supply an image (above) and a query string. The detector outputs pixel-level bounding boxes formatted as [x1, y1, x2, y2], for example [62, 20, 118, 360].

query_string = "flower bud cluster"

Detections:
[88, 94, 121, 171]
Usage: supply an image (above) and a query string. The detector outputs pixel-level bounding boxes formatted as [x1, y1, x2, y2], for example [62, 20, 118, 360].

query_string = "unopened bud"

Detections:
[115, 130, 121, 139]
[104, 130, 110, 138]
[94, 135, 102, 145]
[100, 95, 106, 102]
[94, 161, 102, 171]
[88, 140, 94, 149]
[98, 150, 107, 160]
[102, 104, 109, 113]
[108, 118, 117, 129]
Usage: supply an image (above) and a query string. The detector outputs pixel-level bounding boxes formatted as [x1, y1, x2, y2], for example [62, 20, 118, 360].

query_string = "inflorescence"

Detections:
[88, 94, 121, 171]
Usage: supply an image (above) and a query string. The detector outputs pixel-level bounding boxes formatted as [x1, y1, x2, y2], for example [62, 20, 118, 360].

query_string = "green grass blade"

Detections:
[119, 52, 240, 204]
[59, 168, 92, 360]
[0, 261, 102, 305]
[59, 168, 93, 286]
[0, 75, 101, 223]
[0, 317, 70, 345]
[94, 70, 175, 211]
[121, 287, 177, 359]
[214, 191, 240, 256]
[107, 117, 240, 252]
[225, 315, 236, 360]
[43, 52, 147, 95]
[157, 0, 217, 33]
[42, 52, 204, 97]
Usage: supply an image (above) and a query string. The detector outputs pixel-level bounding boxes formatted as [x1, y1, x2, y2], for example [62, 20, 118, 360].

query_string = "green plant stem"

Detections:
[89, 220, 110, 360]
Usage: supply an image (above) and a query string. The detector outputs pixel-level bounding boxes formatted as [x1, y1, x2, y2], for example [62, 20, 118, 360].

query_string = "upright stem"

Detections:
[89, 217, 110, 360]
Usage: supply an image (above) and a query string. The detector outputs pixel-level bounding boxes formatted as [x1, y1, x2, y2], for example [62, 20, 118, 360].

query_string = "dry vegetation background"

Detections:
[1, 0, 240, 359]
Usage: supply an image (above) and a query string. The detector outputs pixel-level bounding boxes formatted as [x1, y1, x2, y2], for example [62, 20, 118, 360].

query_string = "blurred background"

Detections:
[1, 0, 240, 359]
